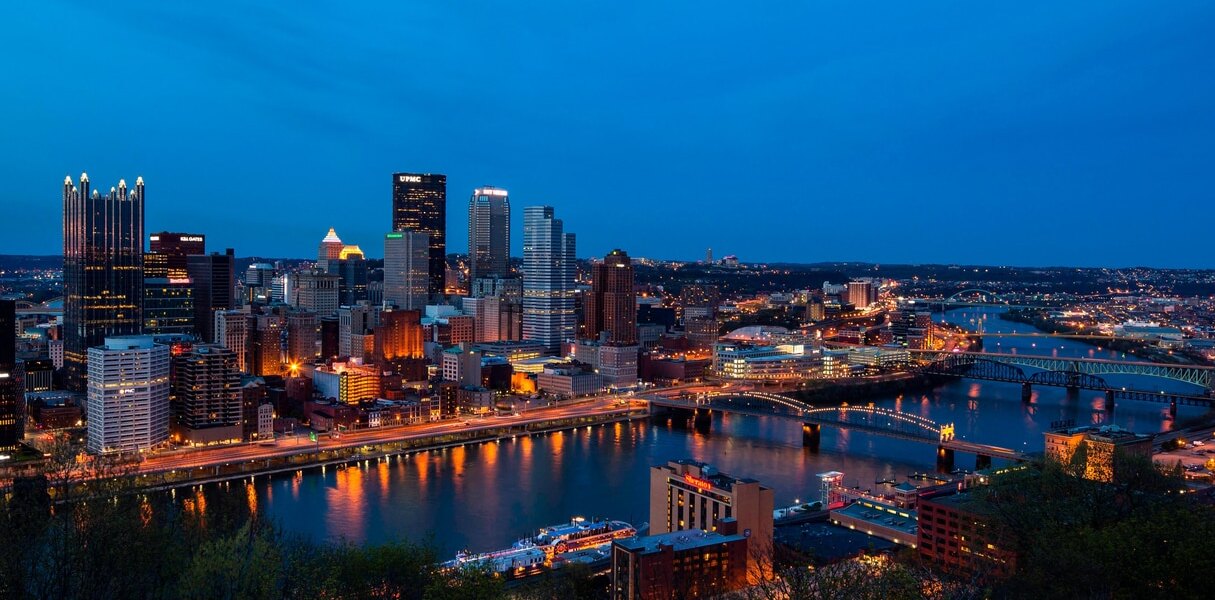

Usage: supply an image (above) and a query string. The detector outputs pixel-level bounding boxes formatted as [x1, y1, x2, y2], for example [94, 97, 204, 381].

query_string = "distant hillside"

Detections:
[0, 255, 61, 270]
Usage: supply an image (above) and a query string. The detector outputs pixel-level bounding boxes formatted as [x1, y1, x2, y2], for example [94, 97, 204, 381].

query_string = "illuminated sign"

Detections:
[683, 474, 714, 492]
[385, 233, 403, 239]
[149, 235, 160, 241]
[398, 175, 422, 183]
[168, 278, 191, 284]
[180, 236, 204, 242]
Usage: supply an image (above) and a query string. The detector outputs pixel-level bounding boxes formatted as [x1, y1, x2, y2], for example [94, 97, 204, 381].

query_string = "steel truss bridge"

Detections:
[645, 392, 1026, 463]
[912, 350, 1215, 408]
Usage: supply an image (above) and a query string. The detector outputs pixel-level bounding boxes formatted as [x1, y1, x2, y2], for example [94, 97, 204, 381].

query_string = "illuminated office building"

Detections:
[468, 186, 510, 281]
[142, 277, 195, 335]
[286, 311, 319, 365]
[330, 244, 369, 306]
[148, 232, 204, 277]
[86, 336, 170, 454]
[383, 231, 430, 311]
[317, 227, 343, 271]
[63, 173, 145, 391]
[187, 249, 236, 342]
[391, 172, 446, 299]
[584, 249, 637, 345]
[522, 206, 576, 353]
[0, 300, 19, 451]
[292, 270, 340, 317]
[213, 310, 248, 372]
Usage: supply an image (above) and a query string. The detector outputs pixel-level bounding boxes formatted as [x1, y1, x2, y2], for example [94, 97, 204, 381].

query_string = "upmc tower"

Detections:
[391, 173, 446, 301]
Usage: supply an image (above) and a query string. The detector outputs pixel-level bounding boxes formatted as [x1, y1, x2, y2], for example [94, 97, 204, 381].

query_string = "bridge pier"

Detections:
[1021, 383, 1033, 404]
[975, 454, 992, 471]
[693, 409, 713, 433]
[1065, 386, 1080, 400]
[802, 423, 821, 451]
[1169, 400, 1178, 418]
[1104, 389, 1116, 413]
[936, 447, 955, 473]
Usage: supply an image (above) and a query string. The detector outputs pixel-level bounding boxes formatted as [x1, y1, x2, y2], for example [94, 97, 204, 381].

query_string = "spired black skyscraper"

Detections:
[62, 173, 144, 392]
[391, 173, 446, 301]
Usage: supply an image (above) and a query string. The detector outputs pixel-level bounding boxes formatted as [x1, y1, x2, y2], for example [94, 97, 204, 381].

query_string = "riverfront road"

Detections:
[135, 395, 646, 477]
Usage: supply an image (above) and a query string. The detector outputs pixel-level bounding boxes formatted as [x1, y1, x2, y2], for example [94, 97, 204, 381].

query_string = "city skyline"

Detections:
[3, 3, 1214, 267]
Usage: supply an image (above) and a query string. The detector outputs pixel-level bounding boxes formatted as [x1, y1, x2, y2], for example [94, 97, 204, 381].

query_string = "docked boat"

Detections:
[521, 517, 637, 556]
[443, 546, 546, 574]
[446, 517, 635, 575]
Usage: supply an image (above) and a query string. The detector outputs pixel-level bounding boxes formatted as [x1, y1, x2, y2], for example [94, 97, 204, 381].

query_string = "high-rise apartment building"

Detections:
[847, 280, 875, 309]
[187, 249, 236, 342]
[584, 249, 637, 345]
[383, 231, 430, 311]
[171, 344, 242, 445]
[522, 206, 576, 353]
[391, 173, 446, 299]
[468, 186, 510, 281]
[0, 300, 20, 451]
[63, 173, 145, 391]
[86, 336, 170, 454]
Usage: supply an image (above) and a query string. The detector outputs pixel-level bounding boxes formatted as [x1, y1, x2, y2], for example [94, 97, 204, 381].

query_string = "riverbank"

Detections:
[15, 406, 651, 497]
[998, 309, 1207, 365]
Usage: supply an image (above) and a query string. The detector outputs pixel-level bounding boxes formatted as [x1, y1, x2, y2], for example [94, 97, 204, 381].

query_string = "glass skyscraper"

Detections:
[63, 173, 145, 391]
[391, 173, 446, 300]
[522, 206, 576, 353]
[468, 186, 510, 281]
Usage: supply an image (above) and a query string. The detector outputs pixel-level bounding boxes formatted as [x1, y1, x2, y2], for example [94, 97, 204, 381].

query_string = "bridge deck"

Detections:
[647, 395, 1025, 461]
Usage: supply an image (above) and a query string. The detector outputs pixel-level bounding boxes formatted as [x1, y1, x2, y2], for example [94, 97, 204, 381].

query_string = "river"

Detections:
[246, 307, 1202, 555]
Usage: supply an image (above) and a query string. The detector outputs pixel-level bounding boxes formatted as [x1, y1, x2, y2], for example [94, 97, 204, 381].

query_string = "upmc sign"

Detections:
[399, 175, 422, 183]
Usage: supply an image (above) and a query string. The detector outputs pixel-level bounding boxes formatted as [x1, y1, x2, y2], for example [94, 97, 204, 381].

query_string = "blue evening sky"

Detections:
[2, 2, 1213, 267]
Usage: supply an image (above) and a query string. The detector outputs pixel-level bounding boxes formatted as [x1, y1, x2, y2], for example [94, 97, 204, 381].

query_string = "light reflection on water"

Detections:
[253, 308, 1196, 555]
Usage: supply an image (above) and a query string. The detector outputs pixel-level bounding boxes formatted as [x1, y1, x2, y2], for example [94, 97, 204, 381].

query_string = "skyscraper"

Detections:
[468, 186, 510, 281]
[317, 227, 343, 271]
[63, 173, 145, 391]
[187, 249, 235, 342]
[522, 206, 577, 353]
[584, 249, 637, 345]
[86, 336, 170, 454]
[0, 300, 20, 452]
[328, 244, 368, 306]
[142, 277, 195, 335]
[383, 231, 430, 311]
[391, 173, 446, 299]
